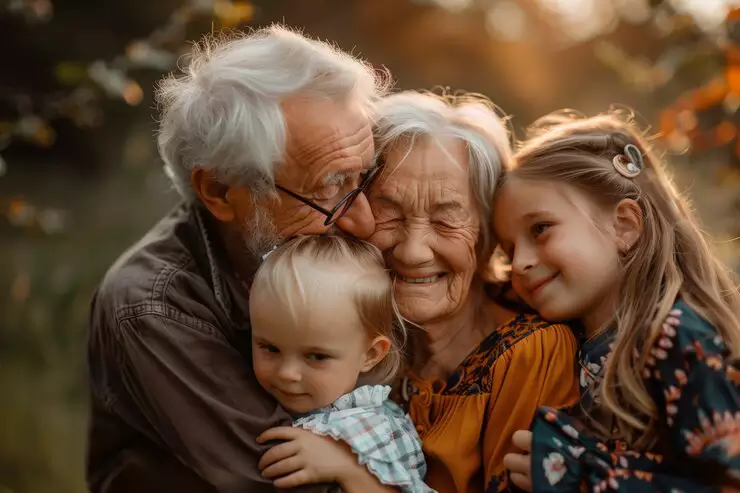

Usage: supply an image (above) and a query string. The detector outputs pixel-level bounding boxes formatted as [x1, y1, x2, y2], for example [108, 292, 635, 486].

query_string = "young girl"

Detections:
[249, 235, 433, 493]
[494, 112, 740, 492]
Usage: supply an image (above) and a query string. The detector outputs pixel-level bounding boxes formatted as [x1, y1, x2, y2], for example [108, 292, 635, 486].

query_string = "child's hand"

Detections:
[503, 430, 533, 492]
[257, 426, 356, 488]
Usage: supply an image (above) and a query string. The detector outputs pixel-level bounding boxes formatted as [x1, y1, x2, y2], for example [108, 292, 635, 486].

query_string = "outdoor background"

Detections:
[1, 0, 739, 492]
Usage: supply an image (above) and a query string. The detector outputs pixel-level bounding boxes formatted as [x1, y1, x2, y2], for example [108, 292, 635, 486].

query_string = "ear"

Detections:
[191, 168, 238, 223]
[613, 198, 643, 253]
[360, 335, 392, 373]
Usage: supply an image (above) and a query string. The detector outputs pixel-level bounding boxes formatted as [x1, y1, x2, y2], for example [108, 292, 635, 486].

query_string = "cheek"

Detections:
[252, 351, 273, 383]
[438, 229, 479, 274]
[510, 273, 527, 298]
[308, 364, 350, 391]
[368, 224, 398, 252]
[270, 203, 329, 236]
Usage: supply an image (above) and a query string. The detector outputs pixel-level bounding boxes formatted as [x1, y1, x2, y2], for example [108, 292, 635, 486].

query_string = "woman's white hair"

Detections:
[155, 24, 391, 198]
[373, 91, 512, 259]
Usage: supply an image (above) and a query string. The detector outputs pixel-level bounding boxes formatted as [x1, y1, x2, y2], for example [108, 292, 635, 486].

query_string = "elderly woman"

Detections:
[367, 91, 579, 493]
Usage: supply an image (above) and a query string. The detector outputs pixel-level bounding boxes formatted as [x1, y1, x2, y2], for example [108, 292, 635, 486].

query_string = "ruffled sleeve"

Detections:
[483, 321, 579, 492]
[294, 385, 434, 493]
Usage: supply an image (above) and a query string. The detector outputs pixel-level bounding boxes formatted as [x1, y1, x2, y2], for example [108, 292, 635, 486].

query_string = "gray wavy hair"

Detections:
[373, 91, 512, 259]
[155, 24, 391, 198]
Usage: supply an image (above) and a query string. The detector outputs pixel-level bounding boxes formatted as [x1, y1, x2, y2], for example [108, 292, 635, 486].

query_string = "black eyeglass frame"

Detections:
[274, 166, 380, 226]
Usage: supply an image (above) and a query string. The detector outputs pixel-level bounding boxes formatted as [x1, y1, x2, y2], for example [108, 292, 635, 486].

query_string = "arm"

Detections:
[89, 312, 331, 493]
[482, 323, 579, 492]
[339, 462, 400, 493]
[257, 427, 399, 493]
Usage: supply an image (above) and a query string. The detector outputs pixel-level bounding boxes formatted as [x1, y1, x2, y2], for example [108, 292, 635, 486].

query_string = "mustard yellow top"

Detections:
[401, 314, 579, 493]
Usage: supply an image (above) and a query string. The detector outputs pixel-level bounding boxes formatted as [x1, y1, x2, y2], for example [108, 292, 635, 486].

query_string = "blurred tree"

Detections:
[0, 3, 255, 493]
[0, 0, 254, 234]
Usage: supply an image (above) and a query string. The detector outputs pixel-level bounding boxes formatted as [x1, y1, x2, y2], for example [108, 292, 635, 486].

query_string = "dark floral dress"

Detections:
[529, 299, 740, 492]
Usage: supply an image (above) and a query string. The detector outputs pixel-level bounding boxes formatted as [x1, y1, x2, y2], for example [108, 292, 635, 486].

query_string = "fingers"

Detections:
[503, 452, 530, 476]
[273, 469, 313, 489]
[261, 456, 304, 479]
[512, 430, 533, 453]
[507, 431, 534, 491]
[258, 440, 300, 470]
[510, 472, 533, 492]
[257, 426, 301, 444]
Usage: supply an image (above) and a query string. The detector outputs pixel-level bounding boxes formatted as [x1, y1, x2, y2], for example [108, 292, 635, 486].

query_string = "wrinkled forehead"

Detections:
[374, 135, 472, 196]
[283, 97, 374, 153]
[281, 97, 375, 180]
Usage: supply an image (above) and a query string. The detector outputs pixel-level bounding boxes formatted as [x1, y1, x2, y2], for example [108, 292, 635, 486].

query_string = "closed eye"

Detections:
[434, 220, 458, 229]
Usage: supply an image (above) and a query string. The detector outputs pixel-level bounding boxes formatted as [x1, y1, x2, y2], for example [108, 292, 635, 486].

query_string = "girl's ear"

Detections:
[613, 198, 643, 252]
[361, 335, 392, 373]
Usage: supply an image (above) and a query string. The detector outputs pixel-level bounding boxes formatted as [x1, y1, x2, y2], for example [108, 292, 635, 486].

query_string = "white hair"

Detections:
[373, 91, 512, 258]
[155, 24, 391, 198]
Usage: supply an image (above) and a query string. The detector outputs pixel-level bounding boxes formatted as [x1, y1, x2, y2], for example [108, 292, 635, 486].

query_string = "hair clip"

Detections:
[612, 143, 644, 178]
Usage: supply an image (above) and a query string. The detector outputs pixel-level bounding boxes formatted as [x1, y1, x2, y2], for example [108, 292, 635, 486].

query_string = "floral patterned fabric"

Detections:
[530, 299, 740, 492]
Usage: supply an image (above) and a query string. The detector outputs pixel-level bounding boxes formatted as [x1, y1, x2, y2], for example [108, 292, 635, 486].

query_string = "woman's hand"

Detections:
[257, 426, 354, 488]
[503, 430, 533, 492]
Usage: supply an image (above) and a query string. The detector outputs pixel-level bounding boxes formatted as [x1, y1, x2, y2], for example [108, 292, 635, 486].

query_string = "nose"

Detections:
[510, 243, 537, 276]
[276, 360, 302, 383]
[335, 192, 375, 239]
[392, 224, 435, 267]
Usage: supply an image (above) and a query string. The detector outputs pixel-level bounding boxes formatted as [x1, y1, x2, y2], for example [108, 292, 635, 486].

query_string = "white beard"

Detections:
[241, 204, 279, 258]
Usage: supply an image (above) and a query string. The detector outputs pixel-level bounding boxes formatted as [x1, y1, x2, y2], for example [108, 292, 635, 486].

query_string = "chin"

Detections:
[536, 304, 577, 324]
[398, 300, 451, 325]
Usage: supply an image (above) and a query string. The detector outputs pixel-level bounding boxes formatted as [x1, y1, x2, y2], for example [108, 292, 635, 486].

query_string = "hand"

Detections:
[257, 426, 355, 488]
[503, 430, 533, 492]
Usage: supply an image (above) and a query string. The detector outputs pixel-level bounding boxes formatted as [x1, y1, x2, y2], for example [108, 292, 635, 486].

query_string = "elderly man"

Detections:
[86, 26, 388, 493]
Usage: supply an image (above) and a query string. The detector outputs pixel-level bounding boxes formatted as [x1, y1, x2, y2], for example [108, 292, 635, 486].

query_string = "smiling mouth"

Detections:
[397, 273, 448, 284]
[530, 273, 558, 295]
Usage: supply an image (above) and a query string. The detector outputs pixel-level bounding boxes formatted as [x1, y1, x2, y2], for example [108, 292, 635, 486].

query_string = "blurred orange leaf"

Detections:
[7, 197, 36, 227]
[33, 122, 56, 147]
[214, 0, 254, 28]
[122, 81, 144, 106]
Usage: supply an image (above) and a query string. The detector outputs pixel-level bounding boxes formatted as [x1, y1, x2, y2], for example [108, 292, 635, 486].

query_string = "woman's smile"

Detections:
[395, 272, 449, 285]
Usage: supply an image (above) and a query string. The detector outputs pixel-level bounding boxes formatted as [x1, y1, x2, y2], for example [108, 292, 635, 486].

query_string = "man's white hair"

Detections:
[373, 91, 512, 259]
[155, 24, 391, 198]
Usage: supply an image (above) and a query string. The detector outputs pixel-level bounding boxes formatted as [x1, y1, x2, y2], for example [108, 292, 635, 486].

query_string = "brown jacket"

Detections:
[86, 202, 331, 493]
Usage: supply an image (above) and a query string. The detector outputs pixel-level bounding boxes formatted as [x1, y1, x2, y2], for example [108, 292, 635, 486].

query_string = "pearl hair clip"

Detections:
[612, 143, 644, 179]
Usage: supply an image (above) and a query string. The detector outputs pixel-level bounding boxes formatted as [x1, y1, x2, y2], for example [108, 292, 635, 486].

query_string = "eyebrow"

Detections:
[432, 200, 465, 214]
[304, 345, 339, 354]
[521, 210, 556, 220]
[371, 195, 465, 212]
[370, 193, 402, 208]
[322, 164, 376, 186]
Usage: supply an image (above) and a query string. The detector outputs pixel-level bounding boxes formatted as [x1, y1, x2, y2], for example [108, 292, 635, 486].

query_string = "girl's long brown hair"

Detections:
[509, 111, 740, 449]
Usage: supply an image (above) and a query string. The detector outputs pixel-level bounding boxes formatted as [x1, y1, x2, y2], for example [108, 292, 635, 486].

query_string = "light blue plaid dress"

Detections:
[293, 385, 435, 493]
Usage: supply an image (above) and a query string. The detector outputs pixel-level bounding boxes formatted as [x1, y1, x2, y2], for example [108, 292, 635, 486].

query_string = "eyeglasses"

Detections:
[275, 166, 380, 226]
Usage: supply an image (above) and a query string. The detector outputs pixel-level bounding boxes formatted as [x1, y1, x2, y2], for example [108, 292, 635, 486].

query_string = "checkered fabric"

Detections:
[294, 385, 435, 493]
